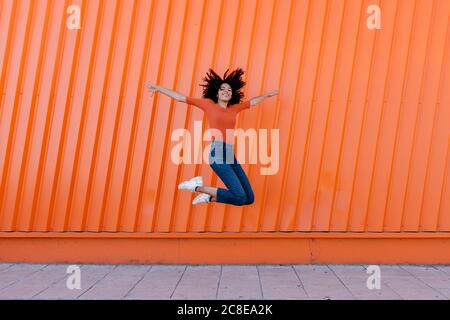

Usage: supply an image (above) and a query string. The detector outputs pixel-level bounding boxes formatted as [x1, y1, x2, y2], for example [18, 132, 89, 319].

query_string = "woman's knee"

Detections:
[245, 192, 254, 205]
[233, 193, 248, 206]
[231, 189, 254, 206]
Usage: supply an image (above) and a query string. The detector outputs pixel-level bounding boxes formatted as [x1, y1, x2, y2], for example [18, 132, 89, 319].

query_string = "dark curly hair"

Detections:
[199, 68, 246, 105]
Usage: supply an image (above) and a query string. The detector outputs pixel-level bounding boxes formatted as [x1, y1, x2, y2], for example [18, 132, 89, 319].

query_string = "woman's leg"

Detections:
[198, 165, 250, 204]
[230, 160, 255, 205]
[209, 161, 248, 206]
[195, 186, 217, 202]
[205, 141, 248, 205]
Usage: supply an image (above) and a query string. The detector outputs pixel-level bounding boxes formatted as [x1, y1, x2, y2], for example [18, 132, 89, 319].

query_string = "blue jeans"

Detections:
[209, 140, 255, 206]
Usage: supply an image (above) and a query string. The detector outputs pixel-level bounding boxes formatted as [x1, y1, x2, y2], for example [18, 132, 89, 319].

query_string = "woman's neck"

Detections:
[217, 99, 228, 109]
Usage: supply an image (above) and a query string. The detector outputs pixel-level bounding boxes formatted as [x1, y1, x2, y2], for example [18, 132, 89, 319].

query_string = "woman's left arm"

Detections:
[249, 90, 279, 107]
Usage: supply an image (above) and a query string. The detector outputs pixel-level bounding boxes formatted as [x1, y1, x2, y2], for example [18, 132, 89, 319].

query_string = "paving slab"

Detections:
[293, 265, 354, 299]
[0, 264, 47, 294]
[34, 264, 116, 299]
[258, 265, 308, 299]
[217, 265, 262, 300]
[171, 265, 221, 300]
[78, 265, 150, 300]
[126, 265, 186, 300]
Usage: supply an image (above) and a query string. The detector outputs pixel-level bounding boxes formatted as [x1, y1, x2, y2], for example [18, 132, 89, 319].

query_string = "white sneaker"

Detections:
[192, 193, 212, 205]
[178, 176, 203, 192]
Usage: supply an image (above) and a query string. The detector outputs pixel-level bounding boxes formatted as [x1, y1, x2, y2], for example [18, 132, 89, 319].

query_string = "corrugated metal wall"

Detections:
[0, 0, 449, 234]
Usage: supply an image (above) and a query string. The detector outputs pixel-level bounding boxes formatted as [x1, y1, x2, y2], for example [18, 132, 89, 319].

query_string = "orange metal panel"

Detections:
[0, 0, 449, 239]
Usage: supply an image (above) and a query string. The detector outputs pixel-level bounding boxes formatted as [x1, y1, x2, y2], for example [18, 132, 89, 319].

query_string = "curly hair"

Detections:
[199, 68, 246, 105]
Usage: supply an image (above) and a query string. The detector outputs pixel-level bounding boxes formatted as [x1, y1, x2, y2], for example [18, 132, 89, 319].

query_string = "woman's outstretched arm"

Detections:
[145, 82, 187, 102]
[249, 89, 279, 107]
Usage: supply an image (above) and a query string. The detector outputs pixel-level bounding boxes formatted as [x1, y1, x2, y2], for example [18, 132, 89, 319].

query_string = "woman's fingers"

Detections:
[145, 82, 157, 97]
[145, 82, 156, 90]
[268, 89, 279, 97]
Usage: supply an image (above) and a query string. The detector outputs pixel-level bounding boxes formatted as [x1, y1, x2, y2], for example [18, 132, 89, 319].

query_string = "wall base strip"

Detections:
[1, 232, 450, 264]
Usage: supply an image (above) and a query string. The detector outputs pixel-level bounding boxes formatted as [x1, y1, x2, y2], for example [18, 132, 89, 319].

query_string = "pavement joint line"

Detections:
[431, 264, 450, 277]
[435, 265, 450, 277]
[380, 278, 403, 300]
[123, 265, 153, 298]
[0, 264, 48, 292]
[32, 265, 74, 299]
[332, 264, 399, 300]
[398, 265, 450, 299]
[169, 265, 187, 300]
[0, 264, 15, 274]
[256, 265, 264, 300]
[76, 264, 119, 299]
[291, 265, 308, 298]
[33, 264, 90, 299]
[326, 264, 356, 299]
[215, 265, 223, 300]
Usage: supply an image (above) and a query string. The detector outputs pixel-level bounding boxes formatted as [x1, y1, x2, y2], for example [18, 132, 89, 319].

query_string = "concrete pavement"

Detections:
[0, 263, 449, 300]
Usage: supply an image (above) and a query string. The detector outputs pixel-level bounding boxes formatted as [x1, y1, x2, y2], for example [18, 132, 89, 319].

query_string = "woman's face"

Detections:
[217, 83, 232, 102]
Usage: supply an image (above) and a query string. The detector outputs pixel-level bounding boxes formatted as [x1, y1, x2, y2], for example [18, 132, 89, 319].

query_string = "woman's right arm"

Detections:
[145, 82, 187, 102]
[145, 82, 208, 111]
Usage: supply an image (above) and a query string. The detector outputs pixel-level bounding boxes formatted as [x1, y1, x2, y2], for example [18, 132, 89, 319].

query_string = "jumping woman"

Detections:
[145, 68, 278, 206]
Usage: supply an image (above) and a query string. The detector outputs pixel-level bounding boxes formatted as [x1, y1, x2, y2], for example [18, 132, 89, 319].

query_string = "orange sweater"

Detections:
[185, 97, 251, 144]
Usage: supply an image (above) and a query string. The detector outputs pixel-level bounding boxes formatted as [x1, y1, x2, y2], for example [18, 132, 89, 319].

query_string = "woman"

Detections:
[145, 68, 278, 205]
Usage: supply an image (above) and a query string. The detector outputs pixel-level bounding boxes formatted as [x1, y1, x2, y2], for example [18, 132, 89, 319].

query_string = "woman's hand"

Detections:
[145, 82, 159, 97]
[249, 90, 279, 106]
[266, 89, 279, 97]
[144, 83, 186, 102]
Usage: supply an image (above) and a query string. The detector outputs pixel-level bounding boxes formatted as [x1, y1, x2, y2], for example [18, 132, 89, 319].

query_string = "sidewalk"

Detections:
[0, 263, 449, 300]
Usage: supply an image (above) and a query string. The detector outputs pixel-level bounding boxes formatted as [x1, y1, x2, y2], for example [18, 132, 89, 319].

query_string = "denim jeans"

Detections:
[209, 140, 255, 206]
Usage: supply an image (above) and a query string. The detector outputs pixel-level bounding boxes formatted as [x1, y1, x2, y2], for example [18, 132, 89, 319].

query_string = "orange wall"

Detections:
[0, 0, 449, 263]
